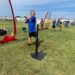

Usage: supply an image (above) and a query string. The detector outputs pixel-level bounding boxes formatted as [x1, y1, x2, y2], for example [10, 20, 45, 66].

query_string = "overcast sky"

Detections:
[0, 0, 75, 19]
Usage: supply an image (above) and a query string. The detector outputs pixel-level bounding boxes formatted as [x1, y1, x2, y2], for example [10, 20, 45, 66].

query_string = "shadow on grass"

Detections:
[32, 40, 44, 47]
[30, 40, 46, 61]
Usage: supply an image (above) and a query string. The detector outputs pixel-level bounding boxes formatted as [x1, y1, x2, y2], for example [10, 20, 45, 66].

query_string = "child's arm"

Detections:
[25, 16, 36, 23]
[25, 17, 30, 23]
[30, 17, 36, 23]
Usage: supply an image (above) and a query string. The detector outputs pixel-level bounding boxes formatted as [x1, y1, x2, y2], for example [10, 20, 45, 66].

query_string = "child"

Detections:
[25, 10, 36, 46]
[52, 19, 56, 30]
[57, 19, 62, 31]
[64, 21, 70, 28]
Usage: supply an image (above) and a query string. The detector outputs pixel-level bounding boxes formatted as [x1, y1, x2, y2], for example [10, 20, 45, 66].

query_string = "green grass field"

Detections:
[0, 21, 75, 75]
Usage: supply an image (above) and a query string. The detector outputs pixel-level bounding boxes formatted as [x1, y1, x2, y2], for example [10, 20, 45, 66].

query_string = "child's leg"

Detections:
[60, 25, 62, 31]
[28, 37, 32, 44]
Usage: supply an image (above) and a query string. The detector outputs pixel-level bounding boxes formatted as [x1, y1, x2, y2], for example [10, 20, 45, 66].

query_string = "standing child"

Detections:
[52, 19, 56, 30]
[57, 19, 62, 31]
[25, 10, 37, 46]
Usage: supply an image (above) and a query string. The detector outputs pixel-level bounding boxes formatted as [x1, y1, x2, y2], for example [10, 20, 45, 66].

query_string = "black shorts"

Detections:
[52, 25, 56, 28]
[29, 32, 37, 37]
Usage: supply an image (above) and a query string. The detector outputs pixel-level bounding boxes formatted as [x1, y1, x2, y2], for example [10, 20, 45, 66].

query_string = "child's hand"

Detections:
[24, 16, 27, 20]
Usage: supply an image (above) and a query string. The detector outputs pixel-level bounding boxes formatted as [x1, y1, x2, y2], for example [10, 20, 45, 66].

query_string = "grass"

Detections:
[0, 21, 75, 75]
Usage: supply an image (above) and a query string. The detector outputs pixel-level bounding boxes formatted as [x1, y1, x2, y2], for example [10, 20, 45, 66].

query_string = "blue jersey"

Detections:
[53, 20, 56, 26]
[26, 16, 36, 33]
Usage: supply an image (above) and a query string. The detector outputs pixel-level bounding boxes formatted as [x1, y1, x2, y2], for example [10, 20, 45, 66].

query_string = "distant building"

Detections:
[0, 16, 12, 21]
[16, 16, 52, 24]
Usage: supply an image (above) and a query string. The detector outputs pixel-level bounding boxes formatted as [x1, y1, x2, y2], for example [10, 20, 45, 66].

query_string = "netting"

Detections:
[0, 0, 16, 36]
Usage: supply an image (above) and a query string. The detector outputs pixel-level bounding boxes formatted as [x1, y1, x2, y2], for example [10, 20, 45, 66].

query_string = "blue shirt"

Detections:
[53, 20, 56, 26]
[26, 16, 36, 33]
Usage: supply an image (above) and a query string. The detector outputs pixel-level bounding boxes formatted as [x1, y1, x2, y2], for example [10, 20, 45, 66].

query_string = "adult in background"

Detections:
[40, 19, 44, 30]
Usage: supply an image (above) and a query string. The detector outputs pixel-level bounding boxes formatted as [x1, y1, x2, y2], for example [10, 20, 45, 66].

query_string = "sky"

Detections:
[0, 0, 75, 19]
